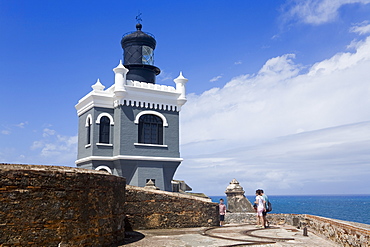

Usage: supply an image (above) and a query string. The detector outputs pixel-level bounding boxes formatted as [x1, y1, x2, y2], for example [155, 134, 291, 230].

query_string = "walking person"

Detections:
[254, 189, 265, 228]
[219, 198, 227, 226]
[260, 189, 270, 228]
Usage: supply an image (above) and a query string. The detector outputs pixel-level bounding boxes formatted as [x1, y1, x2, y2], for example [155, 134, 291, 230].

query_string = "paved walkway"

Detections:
[122, 224, 339, 246]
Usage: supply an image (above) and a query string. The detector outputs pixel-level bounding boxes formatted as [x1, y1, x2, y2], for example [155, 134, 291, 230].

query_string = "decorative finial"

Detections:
[178, 71, 185, 79]
[174, 72, 188, 82]
[91, 78, 105, 91]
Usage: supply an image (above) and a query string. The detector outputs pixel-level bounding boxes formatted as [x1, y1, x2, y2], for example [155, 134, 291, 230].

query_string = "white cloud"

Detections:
[308, 36, 370, 75]
[39, 135, 77, 158]
[177, 34, 370, 195]
[16, 122, 28, 128]
[283, 0, 370, 25]
[1, 130, 11, 135]
[158, 70, 173, 82]
[42, 128, 56, 137]
[31, 140, 43, 150]
[234, 61, 242, 65]
[30, 130, 78, 166]
[210, 75, 223, 82]
[0, 122, 28, 135]
[271, 34, 280, 40]
[351, 21, 370, 34]
[177, 122, 370, 195]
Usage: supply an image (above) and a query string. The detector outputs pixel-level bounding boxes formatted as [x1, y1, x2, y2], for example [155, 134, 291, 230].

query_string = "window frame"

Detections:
[134, 111, 168, 146]
[138, 114, 163, 145]
[99, 116, 111, 144]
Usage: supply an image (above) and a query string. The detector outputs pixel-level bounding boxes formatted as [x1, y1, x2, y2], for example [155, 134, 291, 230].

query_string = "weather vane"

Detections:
[136, 12, 142, 24]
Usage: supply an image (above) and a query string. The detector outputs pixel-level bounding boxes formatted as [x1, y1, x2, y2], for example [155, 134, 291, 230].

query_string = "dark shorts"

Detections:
[262, 211, 267, 216]
[220, 215, 225, 221]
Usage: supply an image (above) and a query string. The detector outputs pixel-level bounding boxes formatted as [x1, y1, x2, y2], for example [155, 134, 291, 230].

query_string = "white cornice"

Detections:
[75, 91, 114, 116]
[75, 155, 183, 165]
[76, 80, 185, 116]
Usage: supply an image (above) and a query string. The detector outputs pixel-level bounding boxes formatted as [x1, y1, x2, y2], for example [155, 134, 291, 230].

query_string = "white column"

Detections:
[91, 78, 105, 91]
[113, 60, 129, 90]
[113, 60, 129, 103]
[174, 72, 188, 109]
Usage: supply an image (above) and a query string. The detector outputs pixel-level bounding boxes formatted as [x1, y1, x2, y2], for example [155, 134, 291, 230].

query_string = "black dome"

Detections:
[121, 24, 156, 49]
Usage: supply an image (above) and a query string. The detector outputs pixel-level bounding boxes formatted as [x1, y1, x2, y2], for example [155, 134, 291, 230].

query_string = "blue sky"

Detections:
[1, 0, 370, 195]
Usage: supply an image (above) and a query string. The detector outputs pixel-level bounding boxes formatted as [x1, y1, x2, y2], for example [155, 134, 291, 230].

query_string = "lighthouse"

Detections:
[75, 23, 187, 191]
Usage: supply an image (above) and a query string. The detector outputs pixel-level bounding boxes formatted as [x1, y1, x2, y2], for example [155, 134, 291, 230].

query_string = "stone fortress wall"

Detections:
[0, 163, 219, 246]
[125, 185, 219, 230]
[0, 164, 126, 246]
[225, 179, 370, 247]
[1, 164, 369, 247]
[304, 214, 370, 247]
[225, 213, 370, 247]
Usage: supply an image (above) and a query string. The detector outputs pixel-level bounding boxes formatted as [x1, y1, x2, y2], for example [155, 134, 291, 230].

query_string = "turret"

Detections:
[113, 60, 129, 102]
[121, 23, 160, 84]
[225, 179, 254, 213]
[174, 72, 188, 109]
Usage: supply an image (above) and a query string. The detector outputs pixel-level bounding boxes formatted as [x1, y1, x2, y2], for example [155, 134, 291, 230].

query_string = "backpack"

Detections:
[266, 201, 272, 212]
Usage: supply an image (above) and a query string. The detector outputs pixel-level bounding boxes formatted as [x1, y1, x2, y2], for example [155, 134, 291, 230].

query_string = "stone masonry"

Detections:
[0, 164, 126, 247]
[225, 212, 370, 247]
[224, 178, 369, 247]
[225, 178, 254, 212]
[125, 185, 219, 230]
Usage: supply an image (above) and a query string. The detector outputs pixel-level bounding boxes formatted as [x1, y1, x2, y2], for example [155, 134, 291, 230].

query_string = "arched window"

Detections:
[99, 116, 110, 144]
[85, 114, 92, 145]
[95, 166, 112, 174]
[87, 122, 91, 145]
[138, 114, 163, 145]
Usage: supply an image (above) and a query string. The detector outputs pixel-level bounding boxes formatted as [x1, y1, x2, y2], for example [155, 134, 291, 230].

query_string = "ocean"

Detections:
[210, 194, 370, 225]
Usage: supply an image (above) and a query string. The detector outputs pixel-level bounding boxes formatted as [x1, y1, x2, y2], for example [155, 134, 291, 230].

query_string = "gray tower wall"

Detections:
[78, 159, 179, 191]
[78, 106, 179, 159]
[77, 109, 94, 160]
[117, 105, 180, 157]
[77, 105, 181, 191]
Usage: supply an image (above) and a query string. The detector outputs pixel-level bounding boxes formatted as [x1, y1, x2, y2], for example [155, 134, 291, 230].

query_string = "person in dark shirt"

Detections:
[260, 189, 270, 228]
